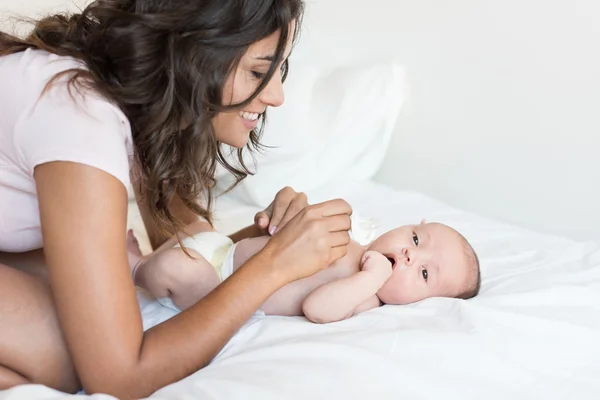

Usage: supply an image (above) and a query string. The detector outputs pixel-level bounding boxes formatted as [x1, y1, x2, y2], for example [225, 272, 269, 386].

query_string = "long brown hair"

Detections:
[0, 0, 304, 236]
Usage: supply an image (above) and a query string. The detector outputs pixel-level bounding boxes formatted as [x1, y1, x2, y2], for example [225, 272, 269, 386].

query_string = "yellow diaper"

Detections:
[174, 231, 236, 281]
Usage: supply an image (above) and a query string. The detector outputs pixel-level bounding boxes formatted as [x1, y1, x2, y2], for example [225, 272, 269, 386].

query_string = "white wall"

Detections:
[291, 0, 600, 241]
[0, 0, 88, 33]
[3, 0, 599, 241]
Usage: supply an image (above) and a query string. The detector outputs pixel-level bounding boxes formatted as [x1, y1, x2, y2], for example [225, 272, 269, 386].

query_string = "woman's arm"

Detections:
[36, 161, 351, 399]
[36, 162, 289, 398]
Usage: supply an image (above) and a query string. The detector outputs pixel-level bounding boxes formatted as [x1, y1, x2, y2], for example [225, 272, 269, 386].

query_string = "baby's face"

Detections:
[367, 222, 472, 305]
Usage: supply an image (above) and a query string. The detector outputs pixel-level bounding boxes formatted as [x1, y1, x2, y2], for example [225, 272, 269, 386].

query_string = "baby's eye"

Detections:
[421, 267, 428, 282]
[412, 232, 419, 246]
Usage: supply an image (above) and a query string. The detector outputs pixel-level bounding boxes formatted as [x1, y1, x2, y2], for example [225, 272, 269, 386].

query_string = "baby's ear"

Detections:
[420, 218, 427, 225]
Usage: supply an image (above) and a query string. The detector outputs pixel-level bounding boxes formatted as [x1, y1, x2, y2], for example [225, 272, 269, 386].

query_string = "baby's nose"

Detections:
[402, 248, 414, 265]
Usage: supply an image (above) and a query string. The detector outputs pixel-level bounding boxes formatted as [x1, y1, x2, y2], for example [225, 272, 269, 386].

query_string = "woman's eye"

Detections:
[251, 71, 266, 80]
[412, 232, 419, 246]
[422, 267, 428, 282]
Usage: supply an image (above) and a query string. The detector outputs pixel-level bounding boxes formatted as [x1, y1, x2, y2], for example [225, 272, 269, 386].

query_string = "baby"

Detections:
[128, 219, 481, 323]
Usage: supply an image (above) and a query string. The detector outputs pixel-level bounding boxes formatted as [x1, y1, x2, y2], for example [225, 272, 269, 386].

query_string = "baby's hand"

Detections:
[360, 250, 393, 283]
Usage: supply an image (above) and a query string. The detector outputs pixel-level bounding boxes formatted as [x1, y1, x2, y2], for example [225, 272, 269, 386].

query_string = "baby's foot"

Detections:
[127, 230, 144, 283]
[127, 229, 143, 256]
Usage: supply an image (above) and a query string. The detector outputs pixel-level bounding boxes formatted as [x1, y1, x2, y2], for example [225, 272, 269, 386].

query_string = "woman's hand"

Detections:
[254, 186, 309, 235]
[261, 199, 352, 282]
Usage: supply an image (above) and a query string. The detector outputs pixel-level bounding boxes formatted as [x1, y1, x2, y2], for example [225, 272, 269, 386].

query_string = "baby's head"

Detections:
[367, 221, 480, 305]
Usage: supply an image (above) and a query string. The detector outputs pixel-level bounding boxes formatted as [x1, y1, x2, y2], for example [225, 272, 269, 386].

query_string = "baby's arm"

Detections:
[302, 251, 391, 323]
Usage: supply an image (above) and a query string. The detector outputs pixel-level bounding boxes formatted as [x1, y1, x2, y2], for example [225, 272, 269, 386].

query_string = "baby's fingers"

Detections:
[254, 210, 271, 231]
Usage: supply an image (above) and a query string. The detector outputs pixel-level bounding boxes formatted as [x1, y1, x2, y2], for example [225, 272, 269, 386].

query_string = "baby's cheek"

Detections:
[385, 276, 430, 305]
[378, 279, 406, 305]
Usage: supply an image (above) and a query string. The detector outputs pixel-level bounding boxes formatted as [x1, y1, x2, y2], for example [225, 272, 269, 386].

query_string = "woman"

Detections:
[0, 0, 352, 398]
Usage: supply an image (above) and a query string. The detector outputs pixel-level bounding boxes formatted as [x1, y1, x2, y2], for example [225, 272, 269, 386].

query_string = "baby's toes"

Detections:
[126, 229, 143, 256]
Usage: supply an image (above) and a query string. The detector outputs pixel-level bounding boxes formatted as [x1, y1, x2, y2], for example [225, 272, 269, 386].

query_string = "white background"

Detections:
[2, 0, 600, 241]
[291, 0, 600, 241]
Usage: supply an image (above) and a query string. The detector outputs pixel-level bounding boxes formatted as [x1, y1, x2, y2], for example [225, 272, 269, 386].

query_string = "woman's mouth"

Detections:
[239, 111, 261, 130]
[239, 111, 260, 121]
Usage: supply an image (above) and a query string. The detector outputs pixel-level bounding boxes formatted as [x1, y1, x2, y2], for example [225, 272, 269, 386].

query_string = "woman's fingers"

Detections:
[275, 193, 309, 233]
[328, 230, 351, 248]
[326, 214, 352, 233]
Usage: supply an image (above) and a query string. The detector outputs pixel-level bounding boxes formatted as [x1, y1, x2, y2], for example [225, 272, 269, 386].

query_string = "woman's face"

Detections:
[212, 21, 296, 148]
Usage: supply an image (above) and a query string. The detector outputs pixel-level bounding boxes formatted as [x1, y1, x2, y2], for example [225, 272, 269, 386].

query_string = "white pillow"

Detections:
[216, 61, 406, 207]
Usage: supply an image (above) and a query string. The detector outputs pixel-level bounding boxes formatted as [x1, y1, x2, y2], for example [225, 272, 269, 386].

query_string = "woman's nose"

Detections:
[258, 71, 285, 108]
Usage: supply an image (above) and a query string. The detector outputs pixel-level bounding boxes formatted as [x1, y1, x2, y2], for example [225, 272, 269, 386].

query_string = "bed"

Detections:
[1, 179, 600, 400]
[2, 2, 599, 397]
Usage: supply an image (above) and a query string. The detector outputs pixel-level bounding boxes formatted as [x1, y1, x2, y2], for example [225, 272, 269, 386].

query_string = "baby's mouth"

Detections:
[386, 256, 396, 268]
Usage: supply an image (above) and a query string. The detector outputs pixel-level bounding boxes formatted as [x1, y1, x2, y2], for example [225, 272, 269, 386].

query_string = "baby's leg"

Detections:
[232, 236, 271, 269]
[134, 248, 220, 311]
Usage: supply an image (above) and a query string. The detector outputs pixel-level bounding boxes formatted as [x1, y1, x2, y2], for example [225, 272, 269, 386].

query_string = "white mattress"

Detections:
[2, 180, 600, 400]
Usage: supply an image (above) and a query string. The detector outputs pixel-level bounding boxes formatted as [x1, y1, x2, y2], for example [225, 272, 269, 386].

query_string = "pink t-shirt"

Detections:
[0, 49, 134, 252]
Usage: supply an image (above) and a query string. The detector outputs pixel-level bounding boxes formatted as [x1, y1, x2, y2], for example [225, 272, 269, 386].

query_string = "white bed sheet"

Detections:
[2, 180, 600, 400]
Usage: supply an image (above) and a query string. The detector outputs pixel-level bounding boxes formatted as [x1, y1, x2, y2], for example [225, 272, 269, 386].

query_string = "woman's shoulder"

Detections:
[3, 48, 118, 106]
[1, 48, 88, 88]
[1, 48, 127, 125]
[2, 48, 135, 190]
[2, 47, 80, 65]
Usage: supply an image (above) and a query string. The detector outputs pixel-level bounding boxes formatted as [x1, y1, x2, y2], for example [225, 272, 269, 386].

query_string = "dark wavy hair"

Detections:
[0, 0, 304, 236]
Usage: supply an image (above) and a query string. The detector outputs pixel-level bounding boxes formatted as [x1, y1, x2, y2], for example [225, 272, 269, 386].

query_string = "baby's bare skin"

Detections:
[233, 236, 364, 315]
[132, 232, 379, 318]
[132, 221, 476, 323]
